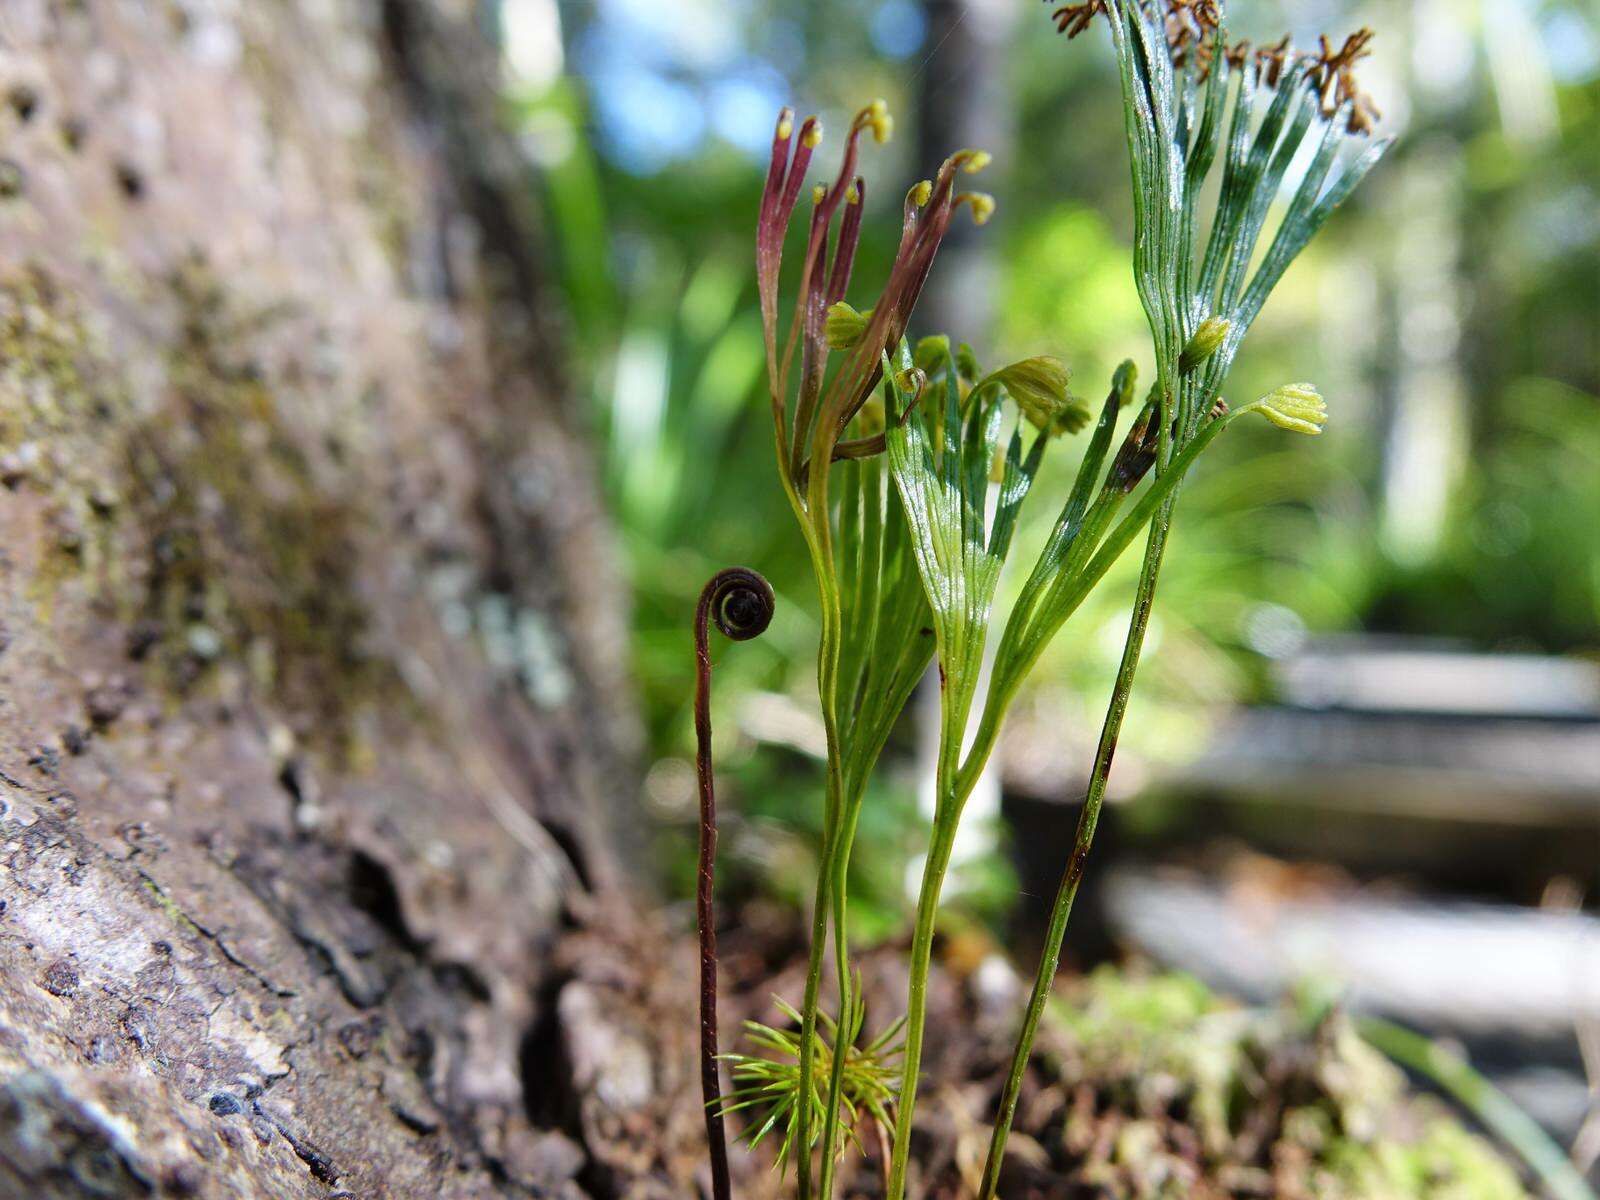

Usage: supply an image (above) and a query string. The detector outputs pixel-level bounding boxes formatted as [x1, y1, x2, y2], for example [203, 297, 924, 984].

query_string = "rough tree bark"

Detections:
[0, 2, 702, 1196]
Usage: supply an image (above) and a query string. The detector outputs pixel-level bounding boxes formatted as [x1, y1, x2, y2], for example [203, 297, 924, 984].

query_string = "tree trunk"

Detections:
[0, 2, 696, 1196]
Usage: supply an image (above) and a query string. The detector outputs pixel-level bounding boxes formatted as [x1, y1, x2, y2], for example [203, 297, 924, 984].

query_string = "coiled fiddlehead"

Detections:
[693, 567, 775, 1200]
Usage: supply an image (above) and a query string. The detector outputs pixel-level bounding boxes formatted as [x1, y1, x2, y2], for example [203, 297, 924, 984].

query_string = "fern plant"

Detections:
[974, 2, 1391, 1192]
[693, 2, 1393, 1195]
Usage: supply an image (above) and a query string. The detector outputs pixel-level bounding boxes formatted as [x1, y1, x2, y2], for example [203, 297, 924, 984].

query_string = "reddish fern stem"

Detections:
[693, 567, 775, 1200]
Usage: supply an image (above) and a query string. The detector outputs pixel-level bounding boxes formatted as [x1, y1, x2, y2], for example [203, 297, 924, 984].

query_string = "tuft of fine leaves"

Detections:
[716, 993, 905, 1176]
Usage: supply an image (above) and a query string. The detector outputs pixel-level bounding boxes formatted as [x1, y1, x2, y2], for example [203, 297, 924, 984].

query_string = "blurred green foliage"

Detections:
[512, 0, 1600, 935]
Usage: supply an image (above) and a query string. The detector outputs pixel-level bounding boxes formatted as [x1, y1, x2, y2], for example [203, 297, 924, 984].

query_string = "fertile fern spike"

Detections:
[1099, 0, 1392, 448]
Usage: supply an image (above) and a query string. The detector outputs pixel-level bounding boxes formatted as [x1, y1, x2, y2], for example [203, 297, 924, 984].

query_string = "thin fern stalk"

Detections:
[884, 673, 972, 1195]
[693, 569, 778, 1200]
[883, 355, 1031, 1200]
[816, 839, 853, 1198]
[977, 505, 1172, 1198]
[819, 456, 870, 1191]
[824, 456, 935, 1195]
[793, 795, 836, 1197]
[805, 451, 863, 1195]
[817, 782, 867, 1197]
[796, 531, 846, 1198]
[768, 336, 834, 1198]
[779, 423, 847, 1199]
[884, 705, 967, 1199]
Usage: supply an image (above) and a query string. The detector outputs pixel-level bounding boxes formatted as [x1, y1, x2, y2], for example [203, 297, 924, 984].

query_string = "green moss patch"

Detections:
[1003, 967, 1533, 1199]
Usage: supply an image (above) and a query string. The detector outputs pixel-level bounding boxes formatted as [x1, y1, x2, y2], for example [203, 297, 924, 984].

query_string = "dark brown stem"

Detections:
[693, 567, 775, 1200]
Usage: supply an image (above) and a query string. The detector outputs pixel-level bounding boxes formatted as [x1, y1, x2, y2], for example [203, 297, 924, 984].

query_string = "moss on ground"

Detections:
[1021, 966, 1531, 1200]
